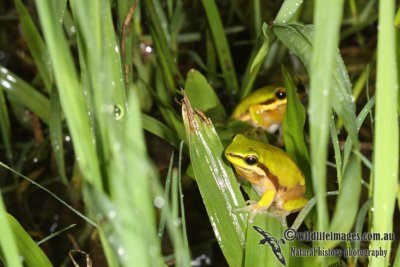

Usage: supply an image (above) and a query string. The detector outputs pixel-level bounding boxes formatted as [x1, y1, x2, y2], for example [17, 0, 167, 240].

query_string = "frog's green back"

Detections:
[231, 86, 277, 118]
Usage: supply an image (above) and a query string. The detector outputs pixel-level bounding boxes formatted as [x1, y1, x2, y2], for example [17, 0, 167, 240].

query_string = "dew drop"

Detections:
[113, 143, 121, 152]
[114, 104, 124, 120]
[108, 210, 117, 219]
[6, 75, 16, 83]
[154, 196, 165, 208]
[1, 80, 11, 89]
[117, 246, 125, 256]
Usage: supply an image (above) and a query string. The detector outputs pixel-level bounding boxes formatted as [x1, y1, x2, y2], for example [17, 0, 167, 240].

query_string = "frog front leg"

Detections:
[235, 179, 277, 222]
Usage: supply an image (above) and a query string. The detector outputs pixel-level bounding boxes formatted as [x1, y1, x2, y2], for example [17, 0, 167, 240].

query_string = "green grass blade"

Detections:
[329, 116, 342, 188]
[0, 161, 97, 227]
[0, 85, 12, 160]
[342, 96, 375, 174]
[0, 67, 50, 124]
[15, 0, 53, 92]
[0, 199, 22, 267]
[328, 154, 361, 248]
[144, 0, 183, 91]
[281, 66, 311, 196]
[275, 0, 303, 24]
[49, 88, 67, 184]
[370, 0, 399, 265]
[201, 0, 239, 99]
[109, 92, 164, 266]
[37, 224, 76, 245]
[240, 23, 271, 99]
[252, 0, 261, 37]
[182, 93, 247, 267]
[352, 199, 372, 266]
[142, 114, 180, 148]
[6, 213, 53, 267]
[53, 0, 67, 24]
[309, 0, 345, 238]
[34, 0, 102, 188]
[395, 244, 400, 267]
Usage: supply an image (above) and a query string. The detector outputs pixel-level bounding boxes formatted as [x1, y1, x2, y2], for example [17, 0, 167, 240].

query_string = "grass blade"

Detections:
[0, 85, 12, 160]
[34, 0, 102, 188]
[328, 154, 361, 248]
[182, 92, 247, 267]
[275, 0, 303, 24]
[281, 66, 311, 196]
[201, 0, 239, 99]
[49, 88, 67, 184]
[15, 0, 53, 92]
[309, 0, 345, 239]
[141, 114, 180, 148]
[329, 115, 342, 188]
[144, 0, 183, 91]
[370, 0, 399, 265]
[7, 213, 53, 267]
[0, 67, 50, 124]
[0, 198, 22, 267]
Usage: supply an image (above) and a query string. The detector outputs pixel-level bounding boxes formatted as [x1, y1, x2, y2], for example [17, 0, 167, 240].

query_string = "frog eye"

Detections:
[244, 155, 258, 165]
[275, 88, 286, 100]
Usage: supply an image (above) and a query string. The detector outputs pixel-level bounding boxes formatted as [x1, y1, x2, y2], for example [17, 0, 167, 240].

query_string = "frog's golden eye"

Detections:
[275, 88, 286, 100]
[244, 155, 258, 165]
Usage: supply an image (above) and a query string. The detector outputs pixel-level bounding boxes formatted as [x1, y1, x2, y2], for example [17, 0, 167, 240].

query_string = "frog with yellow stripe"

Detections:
[231, 86, 288, 132]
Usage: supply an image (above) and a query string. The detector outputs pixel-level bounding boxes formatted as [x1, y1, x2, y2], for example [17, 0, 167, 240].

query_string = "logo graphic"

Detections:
[253, 226, 286, 265]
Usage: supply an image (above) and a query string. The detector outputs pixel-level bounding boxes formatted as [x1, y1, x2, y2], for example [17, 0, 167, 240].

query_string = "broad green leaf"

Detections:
[272, 24, 359, 148]
[182, 92, 247, 267]
[185, 69, 226, 122]
[244, 190, 286, 267]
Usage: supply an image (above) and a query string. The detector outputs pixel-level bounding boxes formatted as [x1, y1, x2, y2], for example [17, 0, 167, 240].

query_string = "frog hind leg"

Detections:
[276, 185, 308, 213]
[281, 197, 308, 212]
